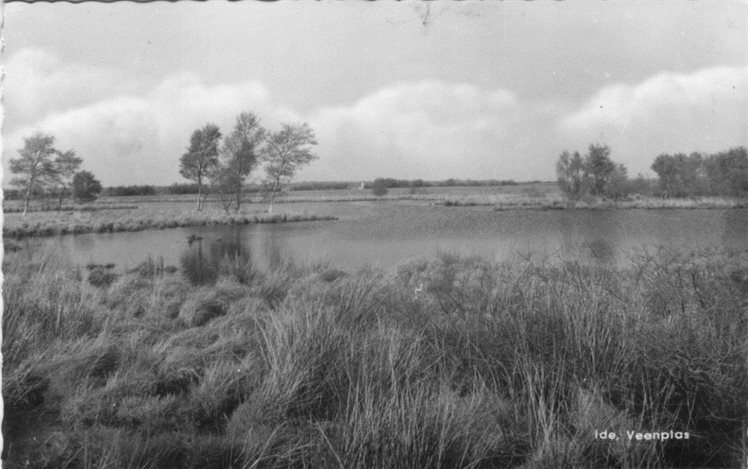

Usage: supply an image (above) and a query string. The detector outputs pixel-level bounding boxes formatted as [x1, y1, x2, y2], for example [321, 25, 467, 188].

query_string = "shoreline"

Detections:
[3, 212, 338, 240]
[434, 197, 748, 210]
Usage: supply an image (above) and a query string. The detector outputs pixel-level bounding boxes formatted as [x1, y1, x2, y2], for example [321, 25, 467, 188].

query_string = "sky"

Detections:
[2, 1, 747, 187]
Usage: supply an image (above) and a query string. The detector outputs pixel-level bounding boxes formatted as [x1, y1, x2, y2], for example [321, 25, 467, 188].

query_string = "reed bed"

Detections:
[3, 248, 747, 468]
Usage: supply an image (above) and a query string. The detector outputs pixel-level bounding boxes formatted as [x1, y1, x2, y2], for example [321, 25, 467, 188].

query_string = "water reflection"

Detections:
[558, 210, 620, 265]
[722, 209, 748, 249]
[180, 230, 249, 284]
[38, 207, 748, 281]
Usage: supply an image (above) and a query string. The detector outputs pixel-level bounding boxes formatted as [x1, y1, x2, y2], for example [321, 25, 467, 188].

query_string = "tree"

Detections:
[556, 150, 586, 200]
[219, 112, 266, 211]
[604, 164, 629, 200]
[210, 165, 241, 215]
[48, 150, 83, 210]
[72, 171, 103, 203]
[10, 132, 82, 216]
[180, 123, 222, 211]
[261, 122, 318, 213]
[651, 152, 704, 197]
[556, 144, 630, 200]
[372, 178, 389, 196]
[584, 144, 616, 197]
[704, 147, 748, 196]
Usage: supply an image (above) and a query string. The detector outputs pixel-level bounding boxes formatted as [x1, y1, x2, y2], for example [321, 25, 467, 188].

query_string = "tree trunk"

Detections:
[268, 178, 280, 214]
[196, 181, 202, 211]
[22, 184, 32, 216]
[200, 190, 210, 211]
[235, 184, 242, 213]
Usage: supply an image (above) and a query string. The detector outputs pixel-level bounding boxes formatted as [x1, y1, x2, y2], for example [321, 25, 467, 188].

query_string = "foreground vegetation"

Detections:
[3, 248, 747, 468]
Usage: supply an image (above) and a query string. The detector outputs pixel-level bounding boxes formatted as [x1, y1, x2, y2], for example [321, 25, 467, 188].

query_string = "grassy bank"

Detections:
[3, 248, 747, 468]
[2, 206, 337, 240]
[437, 195, 748, 210]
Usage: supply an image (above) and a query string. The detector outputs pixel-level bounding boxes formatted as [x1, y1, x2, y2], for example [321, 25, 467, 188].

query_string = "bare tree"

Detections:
[261, 122, 318, 214]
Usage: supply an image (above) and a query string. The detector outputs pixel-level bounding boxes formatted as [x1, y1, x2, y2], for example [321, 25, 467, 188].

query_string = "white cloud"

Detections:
[6, 49, 745, 187]
[4, 73, 543, 185]
[560, 66, 748, 175]
[303, 81, 526, 181]
[4, 71, 294, 185]
[3, 48, 136, 127]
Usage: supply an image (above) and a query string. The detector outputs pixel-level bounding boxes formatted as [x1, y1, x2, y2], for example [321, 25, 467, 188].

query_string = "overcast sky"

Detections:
[2, 1, 747, 186]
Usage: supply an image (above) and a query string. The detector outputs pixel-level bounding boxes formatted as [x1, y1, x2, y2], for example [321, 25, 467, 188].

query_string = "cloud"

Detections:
[560, 66, 748, 175]
[6, 50, 745, 187]
[303, 81, 527, 181]
[5, 72, 544, 185]
[3, 48, 137, 128]
[3, 71, 300, 185]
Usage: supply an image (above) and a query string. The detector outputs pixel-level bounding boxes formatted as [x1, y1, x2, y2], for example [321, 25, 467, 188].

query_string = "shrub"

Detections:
[371, 178, 388, 196]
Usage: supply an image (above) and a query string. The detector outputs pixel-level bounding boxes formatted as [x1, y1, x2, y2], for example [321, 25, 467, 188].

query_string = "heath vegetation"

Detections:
[3, 247, 747, 468]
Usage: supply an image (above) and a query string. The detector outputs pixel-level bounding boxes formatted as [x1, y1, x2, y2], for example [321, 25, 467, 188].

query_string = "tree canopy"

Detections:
[72, 170, 103, 203]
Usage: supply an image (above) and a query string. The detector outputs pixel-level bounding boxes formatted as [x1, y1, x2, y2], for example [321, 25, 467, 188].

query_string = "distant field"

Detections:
[85, 182, 561, 205]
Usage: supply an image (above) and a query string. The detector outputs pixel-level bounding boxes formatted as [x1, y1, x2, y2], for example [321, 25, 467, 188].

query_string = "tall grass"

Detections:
[3, 247, 747, 468]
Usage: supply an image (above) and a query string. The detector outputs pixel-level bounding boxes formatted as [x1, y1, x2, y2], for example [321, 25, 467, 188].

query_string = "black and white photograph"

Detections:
[2, 1, 747, 467]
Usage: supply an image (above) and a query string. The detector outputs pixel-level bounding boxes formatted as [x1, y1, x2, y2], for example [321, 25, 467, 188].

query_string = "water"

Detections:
[28, 202, 748, 282]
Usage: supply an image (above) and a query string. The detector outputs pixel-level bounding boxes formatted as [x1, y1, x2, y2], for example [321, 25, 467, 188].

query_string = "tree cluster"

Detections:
[179, 114, 318, 213]
[557, 144, 748, 201]
[651, 147, 748, 197]
[104, 185, 158, 197]
[9, 132, 102, 215]
[556, 144, 628, 200]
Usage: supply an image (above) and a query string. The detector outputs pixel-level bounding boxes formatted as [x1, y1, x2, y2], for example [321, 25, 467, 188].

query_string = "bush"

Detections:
[371, 178, 388, 196]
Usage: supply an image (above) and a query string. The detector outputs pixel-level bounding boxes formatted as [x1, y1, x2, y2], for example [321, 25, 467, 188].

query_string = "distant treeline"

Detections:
[4, 179, 526, 200]
[556, 145, 748, 201]
[288, 182, 351, 191]
[651, 147, 748, 198]
[363, 178, 520, 189]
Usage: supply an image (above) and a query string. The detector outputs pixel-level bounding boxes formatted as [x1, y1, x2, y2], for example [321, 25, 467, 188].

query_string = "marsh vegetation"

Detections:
[3, 247, 747, 468]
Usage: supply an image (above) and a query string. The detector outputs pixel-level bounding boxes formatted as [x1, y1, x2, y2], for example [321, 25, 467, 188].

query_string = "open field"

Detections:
[3, 248, 747, 468]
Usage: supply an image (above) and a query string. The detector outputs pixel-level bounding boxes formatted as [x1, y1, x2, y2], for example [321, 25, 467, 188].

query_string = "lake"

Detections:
[26, 201, 748, 282]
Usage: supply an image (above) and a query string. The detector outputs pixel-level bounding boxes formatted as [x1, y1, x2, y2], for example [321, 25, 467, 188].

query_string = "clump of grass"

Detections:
[88, 267, 119, 287]
[178, 280, 251, 327]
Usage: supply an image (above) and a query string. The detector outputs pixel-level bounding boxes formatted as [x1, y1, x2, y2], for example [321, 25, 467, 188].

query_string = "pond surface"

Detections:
[31, 202, 748, 282]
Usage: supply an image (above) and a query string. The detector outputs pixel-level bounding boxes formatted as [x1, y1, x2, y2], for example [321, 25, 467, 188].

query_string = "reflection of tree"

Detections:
[558, 211, 620, 265]
[180, 228, 250, 284]
[721, 210, 748, 250]
[261, 225, 287, 271]
[180, 239, 215, 284]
